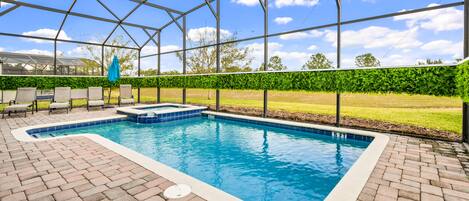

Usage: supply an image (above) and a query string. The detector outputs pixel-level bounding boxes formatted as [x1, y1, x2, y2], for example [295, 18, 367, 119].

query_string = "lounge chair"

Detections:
[2, 87, 37, 118]
[49, 87, 71, 114]
[87, 87, 104, 111]
[118, 84, 135, 106]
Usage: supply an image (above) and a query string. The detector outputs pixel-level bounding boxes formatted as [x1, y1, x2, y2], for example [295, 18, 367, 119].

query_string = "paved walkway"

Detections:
[0, 109, 204, 201]
[358, 136, 469, 201]
[0, 109, 468, 201]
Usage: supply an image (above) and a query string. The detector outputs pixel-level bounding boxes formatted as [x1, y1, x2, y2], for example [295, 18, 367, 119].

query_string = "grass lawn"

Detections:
[0, 88, 462, 134]
[159, 88, 462, 134]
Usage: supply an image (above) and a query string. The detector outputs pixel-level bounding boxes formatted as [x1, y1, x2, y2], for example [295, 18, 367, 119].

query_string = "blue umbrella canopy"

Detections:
[107, 55, 121, 83]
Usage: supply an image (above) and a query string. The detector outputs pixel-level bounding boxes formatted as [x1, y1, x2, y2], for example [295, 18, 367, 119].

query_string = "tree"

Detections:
[417, 59, 443, 65]
[161, 70, 180, 75]
[258, 56, 287, 71]
[355, 53, 380, 67]
[140, 69, 158, 76]
[302, 53, 333, 70]
[176, 30, 253, 74]
[80, 35, 137, 76]
[80, 59, 100, 75]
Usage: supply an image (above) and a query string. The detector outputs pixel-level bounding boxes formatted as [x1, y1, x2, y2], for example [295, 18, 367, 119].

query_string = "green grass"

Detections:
[181, 89, 462, 134]
[1, 88, 462, 134]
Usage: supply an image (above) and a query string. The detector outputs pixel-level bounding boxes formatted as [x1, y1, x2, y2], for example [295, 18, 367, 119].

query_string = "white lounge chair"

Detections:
[49, 87, 71, 114]
[2, 87, 37, 118]
[118, 84, 135, 106]
[87, 87, 105, 111]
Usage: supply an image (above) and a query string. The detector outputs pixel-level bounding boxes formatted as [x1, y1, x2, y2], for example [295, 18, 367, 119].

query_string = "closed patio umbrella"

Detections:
[107, 56, 120, 104]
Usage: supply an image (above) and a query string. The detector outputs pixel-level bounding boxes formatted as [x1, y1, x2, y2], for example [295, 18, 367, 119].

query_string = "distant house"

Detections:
[0, 51, 100, 75]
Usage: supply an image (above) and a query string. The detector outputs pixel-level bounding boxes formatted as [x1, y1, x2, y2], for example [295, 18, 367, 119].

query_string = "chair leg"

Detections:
[24, 111, 27, 118]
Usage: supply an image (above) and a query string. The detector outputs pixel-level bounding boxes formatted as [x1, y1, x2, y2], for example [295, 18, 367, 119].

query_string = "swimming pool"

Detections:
[28, 114, 373, 201]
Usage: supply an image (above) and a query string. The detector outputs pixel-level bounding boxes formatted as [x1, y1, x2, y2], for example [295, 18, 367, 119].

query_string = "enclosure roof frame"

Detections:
[0, 0, 212, 51]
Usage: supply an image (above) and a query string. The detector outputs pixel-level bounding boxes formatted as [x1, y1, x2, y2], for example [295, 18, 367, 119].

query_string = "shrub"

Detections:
[0, 65, 461, 99]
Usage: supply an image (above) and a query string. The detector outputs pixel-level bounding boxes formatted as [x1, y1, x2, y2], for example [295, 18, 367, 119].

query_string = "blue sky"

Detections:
[0, 0, 464, 74]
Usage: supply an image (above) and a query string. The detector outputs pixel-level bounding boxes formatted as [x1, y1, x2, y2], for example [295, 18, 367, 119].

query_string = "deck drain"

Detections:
[163, 184, 191, 199]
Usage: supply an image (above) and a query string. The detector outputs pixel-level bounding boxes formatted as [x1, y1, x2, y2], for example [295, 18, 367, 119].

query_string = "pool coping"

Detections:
[11, 111, 389, 201]
[116, 103, 207, 116]
[203, 111, 389, 201]
[11, 114, 241, 201]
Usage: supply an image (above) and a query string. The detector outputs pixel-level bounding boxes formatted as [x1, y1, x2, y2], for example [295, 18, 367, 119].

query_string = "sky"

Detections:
[0, 0, 464, 74]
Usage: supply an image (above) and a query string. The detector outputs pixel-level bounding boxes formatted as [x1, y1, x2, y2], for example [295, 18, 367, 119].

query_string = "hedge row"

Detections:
[456, 61, 469, 102]
[0, 63, 466, 100]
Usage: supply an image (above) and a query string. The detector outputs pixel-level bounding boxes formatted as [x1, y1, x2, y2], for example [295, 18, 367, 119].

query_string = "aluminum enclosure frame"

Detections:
[0, 0, 467, 142]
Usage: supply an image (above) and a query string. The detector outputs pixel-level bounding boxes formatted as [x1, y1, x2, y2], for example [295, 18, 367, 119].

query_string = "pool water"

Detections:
[138, 106, 180, 111]
[40, 116, 370, 201]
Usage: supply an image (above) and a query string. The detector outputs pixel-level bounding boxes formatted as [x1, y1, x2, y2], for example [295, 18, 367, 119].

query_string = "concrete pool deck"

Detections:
[0, 108, 468, 201]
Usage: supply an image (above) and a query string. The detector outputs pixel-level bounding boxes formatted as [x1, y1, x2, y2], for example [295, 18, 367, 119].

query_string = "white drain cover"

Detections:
[164, 184, 192, 199]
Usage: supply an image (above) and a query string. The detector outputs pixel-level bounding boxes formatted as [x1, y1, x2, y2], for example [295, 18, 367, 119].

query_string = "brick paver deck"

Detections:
[0, 108, 204, 201]
[1, 108, 468, 201]
[358, 136, 469, 201]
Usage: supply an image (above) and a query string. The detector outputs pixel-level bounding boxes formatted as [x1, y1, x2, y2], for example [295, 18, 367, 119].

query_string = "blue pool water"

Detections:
[38, 116, 370, 201]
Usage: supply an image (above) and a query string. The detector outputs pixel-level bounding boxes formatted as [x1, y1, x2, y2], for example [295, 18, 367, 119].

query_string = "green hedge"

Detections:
[456, 61, 469, 102]
[0, 63, 466, 100]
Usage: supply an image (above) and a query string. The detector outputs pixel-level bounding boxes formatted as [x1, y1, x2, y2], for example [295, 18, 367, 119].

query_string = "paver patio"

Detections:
[358, 136, 469, 201]
[0, 108, 204, 201]
[0, 108, 468, 201]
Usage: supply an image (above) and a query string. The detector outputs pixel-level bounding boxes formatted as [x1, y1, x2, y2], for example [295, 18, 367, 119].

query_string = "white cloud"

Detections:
[307, 45, 318, 50]
[393, 4, 463, 32]
[140, 45, 181, 56]
[22, 28, 72, 43]
[309, 30, 325, 37]
[380, 54, 422, 66]
[0, 2, 12, 8]
[245, 42, 283, 59]
[67, 47, 86, 56]
[0, 47, 4, 52]
[420, 40, 463, 59]
[14, 49, 56, 56]
[187, 27, 232, 42]
[141, 46, 157, 56]
[274, 17, 293, 25]
[231, 0, 259, 6]
[324, 26, 422, 49]
[161, 45, 181, 52]
[279, 29, 327, 40]
[279, 32, 311, 40]
[275, 0, 319, 8]
[272, 51, 310, 63]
